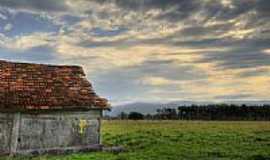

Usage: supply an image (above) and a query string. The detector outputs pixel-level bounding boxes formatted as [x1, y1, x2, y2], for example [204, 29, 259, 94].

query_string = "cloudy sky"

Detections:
[0, 0, 270, 104]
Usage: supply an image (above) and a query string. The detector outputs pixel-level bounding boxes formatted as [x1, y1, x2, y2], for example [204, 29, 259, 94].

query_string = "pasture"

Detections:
[2, 120, 270, 160]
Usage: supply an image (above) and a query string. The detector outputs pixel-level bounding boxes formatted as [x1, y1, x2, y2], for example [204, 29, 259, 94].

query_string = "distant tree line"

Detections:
[112, 104, 270, 121]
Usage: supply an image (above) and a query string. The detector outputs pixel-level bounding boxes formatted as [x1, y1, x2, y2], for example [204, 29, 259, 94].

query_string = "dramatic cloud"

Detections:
[0, 0, 269, 104]
[0, 0, 69, 12]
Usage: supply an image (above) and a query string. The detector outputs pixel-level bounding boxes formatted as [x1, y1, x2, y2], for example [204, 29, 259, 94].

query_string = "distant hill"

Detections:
[105, 100, 270, 117]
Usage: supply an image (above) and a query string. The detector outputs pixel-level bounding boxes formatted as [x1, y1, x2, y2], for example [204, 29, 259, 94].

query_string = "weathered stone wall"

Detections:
[0, 113, 13, 154]
[0, 110, 102, 155]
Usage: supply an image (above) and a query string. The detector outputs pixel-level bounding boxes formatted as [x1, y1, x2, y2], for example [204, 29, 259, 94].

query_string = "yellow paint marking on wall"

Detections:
[79, 119, 88, 134]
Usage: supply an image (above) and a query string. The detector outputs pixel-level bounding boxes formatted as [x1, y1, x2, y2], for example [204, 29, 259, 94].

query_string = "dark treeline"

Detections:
[113, 104, 270, 121]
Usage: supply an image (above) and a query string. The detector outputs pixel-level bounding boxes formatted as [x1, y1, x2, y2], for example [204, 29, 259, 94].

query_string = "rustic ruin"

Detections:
[0, 60, 109, 155]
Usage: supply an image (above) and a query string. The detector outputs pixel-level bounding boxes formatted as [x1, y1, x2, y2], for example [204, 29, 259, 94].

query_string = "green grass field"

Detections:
[2, 121, 270, 160]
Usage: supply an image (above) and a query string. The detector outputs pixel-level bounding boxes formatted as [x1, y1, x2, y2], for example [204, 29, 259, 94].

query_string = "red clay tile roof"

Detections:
[0, 60, 109, 111]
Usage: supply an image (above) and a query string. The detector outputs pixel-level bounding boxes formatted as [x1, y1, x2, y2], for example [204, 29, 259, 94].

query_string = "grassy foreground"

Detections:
[2, 120, 270, 160]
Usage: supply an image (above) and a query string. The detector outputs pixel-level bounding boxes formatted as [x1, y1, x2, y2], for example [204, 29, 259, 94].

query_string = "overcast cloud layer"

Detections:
[0, 0, 270, 104]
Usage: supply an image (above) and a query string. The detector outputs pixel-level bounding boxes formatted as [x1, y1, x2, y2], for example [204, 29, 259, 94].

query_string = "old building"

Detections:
[0, 60, 109, 155]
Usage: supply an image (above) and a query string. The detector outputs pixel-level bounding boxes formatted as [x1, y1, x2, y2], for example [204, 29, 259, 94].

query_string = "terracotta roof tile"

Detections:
[0, 60, 109, 111]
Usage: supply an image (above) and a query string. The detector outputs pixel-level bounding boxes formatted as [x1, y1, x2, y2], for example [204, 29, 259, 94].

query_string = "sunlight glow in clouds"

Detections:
[0, 0, 270, 104]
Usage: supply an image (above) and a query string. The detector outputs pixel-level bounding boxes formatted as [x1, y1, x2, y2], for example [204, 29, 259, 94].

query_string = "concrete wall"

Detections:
[0, 110, 102, 155]
[0, 113, 13, 154]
